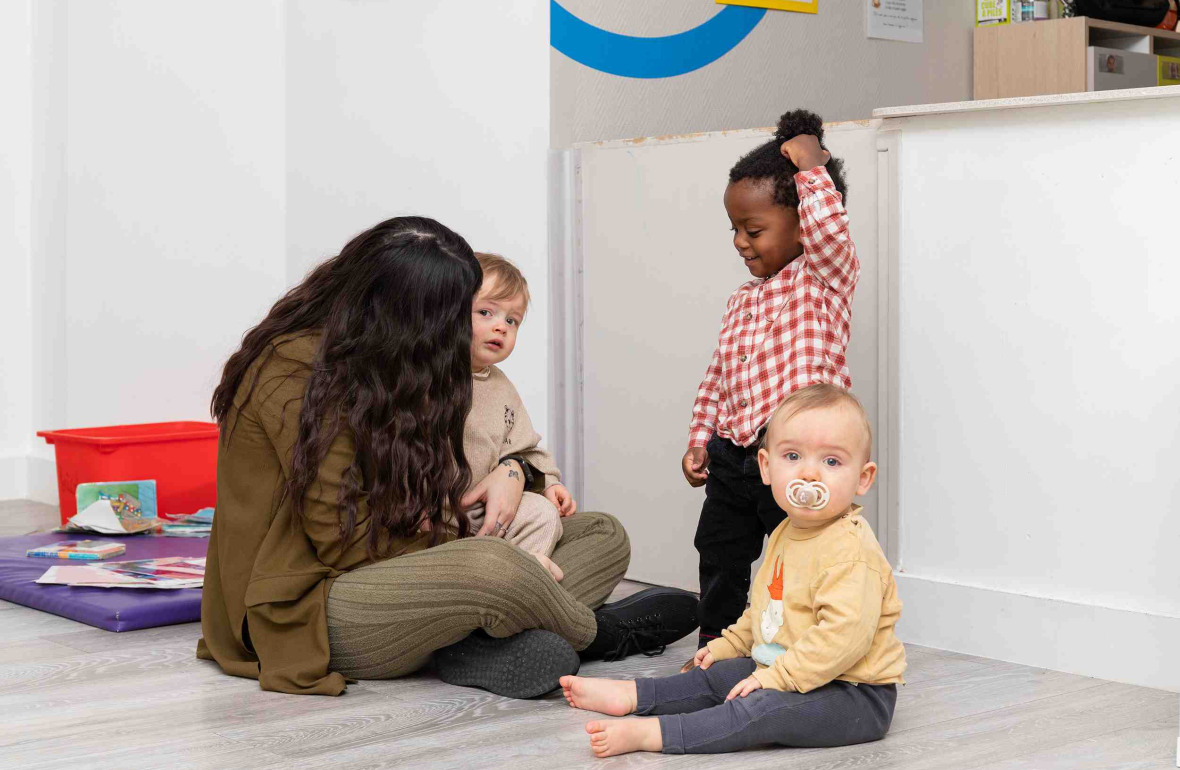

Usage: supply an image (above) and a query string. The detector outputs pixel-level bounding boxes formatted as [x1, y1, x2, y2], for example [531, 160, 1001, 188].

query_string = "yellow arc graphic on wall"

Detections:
[717, 0, 817, 13]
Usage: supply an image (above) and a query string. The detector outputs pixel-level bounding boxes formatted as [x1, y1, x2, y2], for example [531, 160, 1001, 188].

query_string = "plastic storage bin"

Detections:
[37, 422, 219, 525]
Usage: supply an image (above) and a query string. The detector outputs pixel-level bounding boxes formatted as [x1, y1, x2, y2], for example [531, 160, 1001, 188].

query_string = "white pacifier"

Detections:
[786, 479, 830, 510]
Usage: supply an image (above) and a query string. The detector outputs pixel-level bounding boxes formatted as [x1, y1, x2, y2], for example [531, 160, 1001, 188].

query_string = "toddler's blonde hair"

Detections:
[475, 252, 530, 313]
[764, 383, 873, 460]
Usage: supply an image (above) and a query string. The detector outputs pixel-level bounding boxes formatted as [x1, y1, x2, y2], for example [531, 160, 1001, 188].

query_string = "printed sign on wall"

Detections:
[717, 0, 818, 14]
[867, 0, 922, 43]
[976, 0, 1010, 25]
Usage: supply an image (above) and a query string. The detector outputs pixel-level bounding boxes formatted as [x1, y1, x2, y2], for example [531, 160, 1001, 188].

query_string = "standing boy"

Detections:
[683, 109, 860, 648]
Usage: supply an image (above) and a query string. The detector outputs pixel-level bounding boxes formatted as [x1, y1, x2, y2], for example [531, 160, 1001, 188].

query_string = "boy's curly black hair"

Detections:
[729, 109, 848, 210]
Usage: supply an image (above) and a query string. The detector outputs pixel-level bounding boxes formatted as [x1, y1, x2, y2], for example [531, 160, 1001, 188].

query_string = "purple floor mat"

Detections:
[0, 533, 208, 632]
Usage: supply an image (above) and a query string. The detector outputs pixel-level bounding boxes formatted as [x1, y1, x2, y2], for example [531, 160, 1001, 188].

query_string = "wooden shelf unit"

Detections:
[974, 16, 1180, 100]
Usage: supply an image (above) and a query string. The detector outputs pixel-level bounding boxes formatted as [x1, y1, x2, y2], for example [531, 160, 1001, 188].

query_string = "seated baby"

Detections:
[560, 383, 906, 756]
[463, 253, 576, 581]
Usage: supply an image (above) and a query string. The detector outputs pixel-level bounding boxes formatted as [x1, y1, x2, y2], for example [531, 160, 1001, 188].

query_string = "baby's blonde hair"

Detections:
[763, 383, 873, 461]
[475, 252, 530, 313]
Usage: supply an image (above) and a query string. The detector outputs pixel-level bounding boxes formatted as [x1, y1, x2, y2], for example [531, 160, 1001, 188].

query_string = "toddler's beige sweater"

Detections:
[466, 366, 561, 490]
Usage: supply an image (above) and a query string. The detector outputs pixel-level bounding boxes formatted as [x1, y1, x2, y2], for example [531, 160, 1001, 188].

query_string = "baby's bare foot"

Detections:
[559, 676, 637, 716]
[533, 554, 564, 581]
[586, 718, 662, 757]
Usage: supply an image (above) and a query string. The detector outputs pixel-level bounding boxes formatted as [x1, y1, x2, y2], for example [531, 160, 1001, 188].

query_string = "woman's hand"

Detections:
[462, 459, 526, 537]
[725, 675, 762, 701]
[544, 484, 577, 517]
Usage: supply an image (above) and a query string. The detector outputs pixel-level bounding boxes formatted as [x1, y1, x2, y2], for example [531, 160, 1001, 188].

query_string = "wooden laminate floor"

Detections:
[1, 499, 1176, 770]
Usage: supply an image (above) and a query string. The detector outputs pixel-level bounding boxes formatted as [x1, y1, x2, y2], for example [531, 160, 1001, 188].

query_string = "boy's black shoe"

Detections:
[581, 587, 700, 662]
[434, 629, 580, 699]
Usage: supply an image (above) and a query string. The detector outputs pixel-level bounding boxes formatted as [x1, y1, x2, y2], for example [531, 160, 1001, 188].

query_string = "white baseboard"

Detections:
[0, 454, 26, 500]
[896, 572, 1180, 693]
[27, 455, 58, 505]
[0, 453, 58, 504]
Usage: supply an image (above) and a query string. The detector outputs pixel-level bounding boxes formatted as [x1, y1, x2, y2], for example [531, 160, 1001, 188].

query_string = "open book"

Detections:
[36, 557, 205, 589]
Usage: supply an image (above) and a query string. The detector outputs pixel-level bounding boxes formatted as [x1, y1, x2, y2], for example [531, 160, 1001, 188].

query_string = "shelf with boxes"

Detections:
[974, 16, 1180, 99]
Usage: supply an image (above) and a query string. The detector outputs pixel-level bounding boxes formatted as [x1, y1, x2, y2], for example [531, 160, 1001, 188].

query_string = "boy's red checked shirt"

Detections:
[689, 167, 859, 449]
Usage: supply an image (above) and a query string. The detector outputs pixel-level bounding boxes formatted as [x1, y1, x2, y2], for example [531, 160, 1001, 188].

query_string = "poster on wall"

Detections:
[867, 0, 922, 42]
[976, 0, 1010, 25]
[717, 0, 818, 14]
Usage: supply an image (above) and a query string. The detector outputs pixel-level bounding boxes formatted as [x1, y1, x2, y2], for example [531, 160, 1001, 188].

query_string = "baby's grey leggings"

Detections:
[634, 658, 897, 754]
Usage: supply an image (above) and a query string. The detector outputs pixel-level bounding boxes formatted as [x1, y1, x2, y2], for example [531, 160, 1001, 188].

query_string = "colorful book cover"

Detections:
[26, 540, 127, 560]
[160, 523, 212, 538]
[97, 557, 206, 583]
[36, 566, 147, 587]
[36, 557, 206, 589]
[75, 480, 158, 520]
[187, 507, 215, 523]
[161, 508, 214, 537]
[60, 501, 158, 535]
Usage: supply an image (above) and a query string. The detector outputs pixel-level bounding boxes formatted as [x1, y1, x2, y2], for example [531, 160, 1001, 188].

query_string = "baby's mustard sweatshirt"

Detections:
[707, 507, 906, 693]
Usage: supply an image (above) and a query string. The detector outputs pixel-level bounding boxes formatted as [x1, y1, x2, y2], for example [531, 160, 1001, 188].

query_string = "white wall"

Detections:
[890, 94, 1180, 691]
[7, 1, 551, 504]
[60, 1, 288, 426]
[27, 0, 70, 502]
[11, 0, 288, 504]
[285, 1, 551, 436]
[0, 0, 35, 498]
[552, 0, 974, 146]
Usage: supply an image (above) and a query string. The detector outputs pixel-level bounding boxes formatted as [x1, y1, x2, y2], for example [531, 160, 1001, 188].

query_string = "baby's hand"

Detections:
[681, 447, 709, 488]
[681, 645, 714, 673]
[780, 134, 830, 172]
[544, 484, 577, 517]
[693, 646, 715, 670]
[725, 675, 763, 701]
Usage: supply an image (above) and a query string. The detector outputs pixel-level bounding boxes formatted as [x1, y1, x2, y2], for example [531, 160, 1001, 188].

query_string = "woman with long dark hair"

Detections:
[198, 216, 697, 697]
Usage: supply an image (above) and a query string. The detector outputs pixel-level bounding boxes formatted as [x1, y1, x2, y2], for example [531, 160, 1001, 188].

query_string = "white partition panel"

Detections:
[571, 123, 883, 590]
[888, 93, 1180, 692]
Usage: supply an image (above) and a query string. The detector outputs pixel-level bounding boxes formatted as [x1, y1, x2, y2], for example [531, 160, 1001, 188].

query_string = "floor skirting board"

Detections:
[895, 572, 1180, 693]
[0, 455, 28, 501]
[26, 455, 57, 505]
[0, 455, 57, 505]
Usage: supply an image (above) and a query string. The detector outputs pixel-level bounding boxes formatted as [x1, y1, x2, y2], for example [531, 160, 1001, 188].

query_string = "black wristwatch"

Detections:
[500, 454, 535, 487]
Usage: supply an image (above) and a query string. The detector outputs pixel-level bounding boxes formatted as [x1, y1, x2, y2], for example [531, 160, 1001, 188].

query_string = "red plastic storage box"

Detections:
[37, 421, 220, 525]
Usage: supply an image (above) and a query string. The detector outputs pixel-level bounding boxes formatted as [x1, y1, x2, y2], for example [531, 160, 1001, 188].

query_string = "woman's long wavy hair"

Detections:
[211, 216, 481, 553]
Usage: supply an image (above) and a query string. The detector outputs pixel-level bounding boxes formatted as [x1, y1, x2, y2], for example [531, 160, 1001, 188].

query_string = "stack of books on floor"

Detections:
[161, 507, 214, 537]
[26, 540, 126, 560]
[35, 557, 206, 589]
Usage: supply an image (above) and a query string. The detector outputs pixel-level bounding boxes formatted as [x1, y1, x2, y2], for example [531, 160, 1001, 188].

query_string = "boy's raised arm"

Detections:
[781, 136, 859, 298]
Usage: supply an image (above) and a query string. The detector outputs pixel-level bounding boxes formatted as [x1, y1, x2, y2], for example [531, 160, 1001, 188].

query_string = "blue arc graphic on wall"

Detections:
[551, 1, 766, 79]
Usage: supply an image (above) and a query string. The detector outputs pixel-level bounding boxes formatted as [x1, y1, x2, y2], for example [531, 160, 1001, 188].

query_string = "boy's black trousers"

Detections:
[693, 434, 788, 645]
